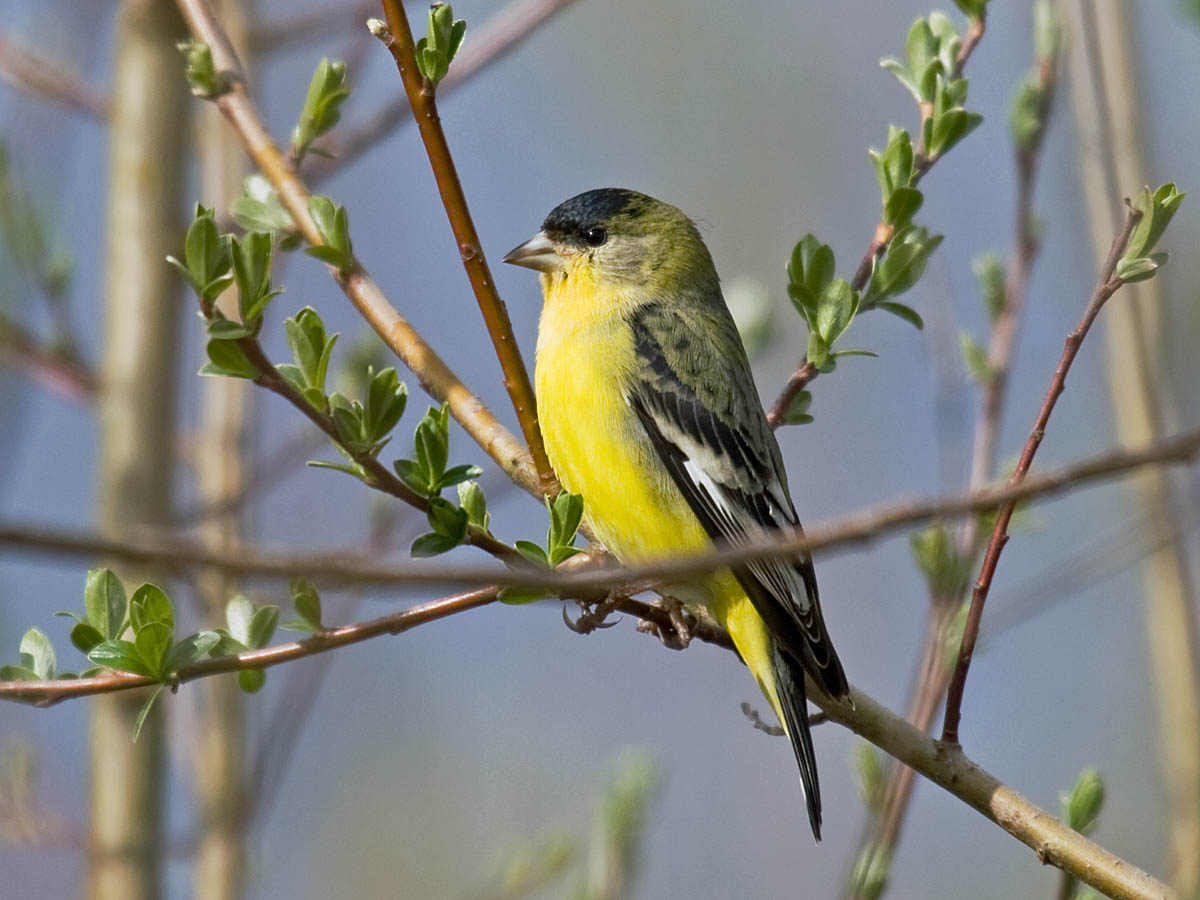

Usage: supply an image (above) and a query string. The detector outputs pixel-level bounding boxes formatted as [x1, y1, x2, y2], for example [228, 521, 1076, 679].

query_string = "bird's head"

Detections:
[503, 188, 717, 299]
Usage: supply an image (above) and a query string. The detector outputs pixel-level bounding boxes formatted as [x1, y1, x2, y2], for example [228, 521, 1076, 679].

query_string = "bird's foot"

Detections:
[562, 597, 621, 635]
[635, 595, 695, 651]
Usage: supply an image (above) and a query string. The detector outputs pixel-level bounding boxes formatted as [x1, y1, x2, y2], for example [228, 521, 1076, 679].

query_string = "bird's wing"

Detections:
[627, 302, 847, 699]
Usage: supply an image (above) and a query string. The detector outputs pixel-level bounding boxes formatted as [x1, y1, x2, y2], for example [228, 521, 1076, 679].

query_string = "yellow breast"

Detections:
[533, 272, 710, 563]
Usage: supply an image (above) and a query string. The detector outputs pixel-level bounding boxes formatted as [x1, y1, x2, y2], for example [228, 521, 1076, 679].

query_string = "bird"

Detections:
[503, 187, 848, 840]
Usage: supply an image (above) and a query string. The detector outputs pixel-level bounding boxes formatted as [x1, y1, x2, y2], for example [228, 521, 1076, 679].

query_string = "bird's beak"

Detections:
[502, 231, 565, 273]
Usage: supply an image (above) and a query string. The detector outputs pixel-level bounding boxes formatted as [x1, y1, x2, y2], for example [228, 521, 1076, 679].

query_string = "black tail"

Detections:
[772, 643, 822, 841]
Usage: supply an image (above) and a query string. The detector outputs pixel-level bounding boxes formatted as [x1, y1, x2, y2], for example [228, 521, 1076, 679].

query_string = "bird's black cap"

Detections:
[542, 188, 647, 238]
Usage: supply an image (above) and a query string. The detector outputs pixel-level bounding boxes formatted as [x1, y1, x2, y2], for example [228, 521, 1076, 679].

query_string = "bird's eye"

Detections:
[583, 226, 607, 247]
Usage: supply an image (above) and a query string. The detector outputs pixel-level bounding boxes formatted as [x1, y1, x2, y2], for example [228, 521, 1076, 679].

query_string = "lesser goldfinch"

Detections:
[504, 188, 848, 840]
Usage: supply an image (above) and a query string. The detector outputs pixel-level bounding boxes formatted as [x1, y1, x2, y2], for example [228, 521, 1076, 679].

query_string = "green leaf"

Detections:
[426, 497, 469, 543]
[290, 579, 323, 631]
[230, 174, 295, 235]
[131, 684, 165, 742]
[292, 58, 350, 160]
[308, 459, 366, 479]
[549, 492, 584, 550]
[1062, 768, 1105, 835]
[439, 462, 482, 489]
[85, 568, 127, 640]
[206, 319, 253, 340]
[952, 0, 988, 18]
[201, 338, 260, 379]
[164, 631, 220, 671]
[880, 58, 921, 102]
[515, 540, 550, 569]
[88, 640, 153, 676]
[238, 669, 266, 693]
[183, 205, 228, 289]
[70, 622, 105, 655]
[807, 331, 830, 369]
[226, 595, 255, 647]
[1114, 255, 1163, 283]
[410, 532, 461, 558]
[130, 584, 174, 633]
[134, 622, 172, 676]
[498, 587, 550, 605]
[0, 665, 39, 682]
[457, 481, 489, 531]
[877, 301, 924, 330]
[904, 18, 937, 94]
[929, 109, 983, 157]
[816, 279, 858, 345]
[365, 367, 408, 443]
[247, 605, 279, 649]
[19, 628, 55, 680]
[787, 235, 835, 302]
[883, 186, 923, 227]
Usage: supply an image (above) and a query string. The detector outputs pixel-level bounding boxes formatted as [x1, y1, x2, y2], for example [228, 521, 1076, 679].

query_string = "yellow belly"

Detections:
[534, 281, 783, 720]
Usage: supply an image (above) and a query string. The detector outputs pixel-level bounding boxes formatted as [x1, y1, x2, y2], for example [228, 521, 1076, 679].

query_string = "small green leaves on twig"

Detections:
[960, 331, 992, 384]
[215, 595, 279, 693]
[0, 629, 56, 682]
[281, 578, 325, 634]
[849, 842, 893, 900]
[852, 742, 886, 812]
[786, 235, 865, 371]
[1115, 183, 1185, 283]
[393, 404, 480, 498]
[501, 492, 584, 604]
[415, 4, 467, 86]
[291, 58, 350, 163]
[278, 307, 339, 411]
[972, 252, 1006, 322]
[326, 366, 409, 457]
[177, 41, 229, 98]
[1010, 0, 1060, 152]
[305, 195, 354, 270]
[167, 204, 233, 309]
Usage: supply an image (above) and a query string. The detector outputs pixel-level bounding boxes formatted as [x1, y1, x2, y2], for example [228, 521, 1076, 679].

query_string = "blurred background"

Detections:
[2, 0, 1199, 897]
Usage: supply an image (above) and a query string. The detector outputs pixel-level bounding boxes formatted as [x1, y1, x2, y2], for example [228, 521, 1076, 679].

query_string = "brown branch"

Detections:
[941, 204, 1142, 746]
[0, 586, 1177, 898]
[311, 0, 578, 184]
[373, 1, 557, 496]
[5, 426, 1200, 593]
[766, 12, 988, 430]
[0, 31, 110, 120]
[0, 316, 97, 403]
[173, 0, 540, 497]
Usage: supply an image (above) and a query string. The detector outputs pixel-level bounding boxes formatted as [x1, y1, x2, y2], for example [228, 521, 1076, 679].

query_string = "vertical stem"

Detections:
[90, 1, 188, 898]
[192, 2, 249, 898]
[1066, 1, 1200, 892]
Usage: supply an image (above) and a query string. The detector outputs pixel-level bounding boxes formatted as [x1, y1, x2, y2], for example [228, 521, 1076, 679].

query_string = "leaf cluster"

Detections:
[501, 493, 585, 604]
[292, 58, 350, 162]
[1115, 183, 1185, 283]
[416, 4, 467, 86]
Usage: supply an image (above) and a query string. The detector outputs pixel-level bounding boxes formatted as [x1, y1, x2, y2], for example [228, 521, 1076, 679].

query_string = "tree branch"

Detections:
[373, 0, 558, 496]
[173, 0, 541, 497]
[0, 315, 97, 403]
[4, 427, 1199, 592]
[941, 204, 1142, 745]
[0, 31, 110, 120]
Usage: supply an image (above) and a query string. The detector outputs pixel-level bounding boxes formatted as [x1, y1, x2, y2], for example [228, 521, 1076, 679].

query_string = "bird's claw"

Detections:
[562, 598, 620, 635]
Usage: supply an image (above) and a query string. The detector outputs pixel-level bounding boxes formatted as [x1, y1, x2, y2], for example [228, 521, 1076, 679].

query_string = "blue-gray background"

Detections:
[3, 0, 1199, 897]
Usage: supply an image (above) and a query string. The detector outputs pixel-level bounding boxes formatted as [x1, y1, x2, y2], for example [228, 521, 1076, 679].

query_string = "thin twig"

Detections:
[941, 204, 1142, 745]
[173, 0, 540, 497]
[374, 0, 557, 496]
[766, 12, 988, 429]
[4, 426, 1199, 592]
[311, 0, 578, 184]
[0, 31, 110, 120]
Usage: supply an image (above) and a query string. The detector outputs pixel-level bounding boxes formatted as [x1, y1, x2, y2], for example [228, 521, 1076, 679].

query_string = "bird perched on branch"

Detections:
[504, 187, 848, 841]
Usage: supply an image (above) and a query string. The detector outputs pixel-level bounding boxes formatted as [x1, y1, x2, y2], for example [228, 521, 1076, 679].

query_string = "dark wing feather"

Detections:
[628, 304, 848, 701]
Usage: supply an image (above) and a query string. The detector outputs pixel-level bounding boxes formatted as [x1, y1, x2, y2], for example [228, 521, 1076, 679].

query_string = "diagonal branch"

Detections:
[173, 0, 540, 497]
[373, 1, 557, 496]
[941, 204, 1142, 745]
